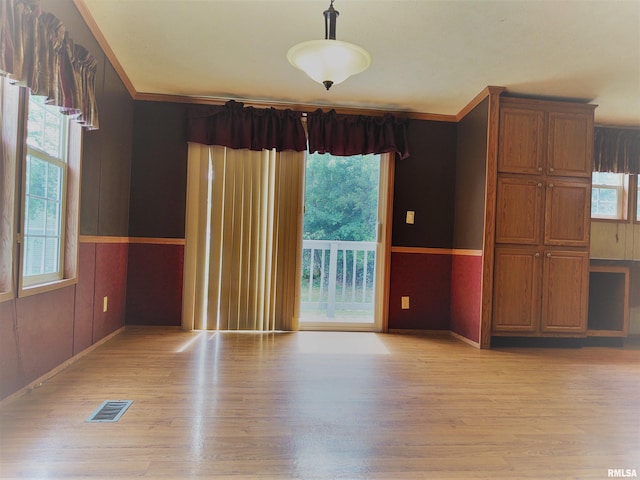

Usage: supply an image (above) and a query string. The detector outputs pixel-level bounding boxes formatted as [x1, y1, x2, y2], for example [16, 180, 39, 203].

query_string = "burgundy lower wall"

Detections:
[1, 287, 76, 400]
[126, 243, 184, 326]
[16, 287, 75, 384]
[0, 301, 22, 399]
[450, 254, 483, 344]
[0, 240, 129, 402]
[93, 243, 129, 341]
[74, 243, 96, 354]
[388, 252, 452, 330]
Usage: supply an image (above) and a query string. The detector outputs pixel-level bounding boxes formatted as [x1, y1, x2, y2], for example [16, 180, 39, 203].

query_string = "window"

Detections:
[1, 79, 81, 300]
[0, 77, 19, 302]
[591, 172, 628, 220]
[21, 95, 69, 287]
[636, 175, 640, 222]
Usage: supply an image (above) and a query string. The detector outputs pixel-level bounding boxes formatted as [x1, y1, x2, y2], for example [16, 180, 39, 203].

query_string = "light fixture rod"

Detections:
[323, 0, 338, 40]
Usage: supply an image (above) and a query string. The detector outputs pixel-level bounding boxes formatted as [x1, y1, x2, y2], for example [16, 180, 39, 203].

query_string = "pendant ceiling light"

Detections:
[287, 0, 371, 91]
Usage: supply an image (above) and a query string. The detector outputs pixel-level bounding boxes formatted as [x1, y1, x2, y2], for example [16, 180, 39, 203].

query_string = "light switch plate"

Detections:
[401, 296, 410, 309]
[406, 211, 415, 224]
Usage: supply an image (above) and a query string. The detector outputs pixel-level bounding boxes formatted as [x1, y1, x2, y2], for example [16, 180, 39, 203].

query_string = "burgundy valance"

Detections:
[593, 127, 640, 174]
[307, 109, 410, 160]
[0, 0, 99, 129]
[187, 101, 307, 152]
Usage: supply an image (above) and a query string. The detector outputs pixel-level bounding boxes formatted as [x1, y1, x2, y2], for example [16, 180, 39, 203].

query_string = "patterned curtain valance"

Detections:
[307, 109, 410, 160]
[593, 126, 640, 174]
[0, 0, 99, 129]
[187, 101, 307, 152]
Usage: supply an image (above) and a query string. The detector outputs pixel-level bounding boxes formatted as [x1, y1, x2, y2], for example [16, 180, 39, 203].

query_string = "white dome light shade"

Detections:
[287, 39, 372, 89]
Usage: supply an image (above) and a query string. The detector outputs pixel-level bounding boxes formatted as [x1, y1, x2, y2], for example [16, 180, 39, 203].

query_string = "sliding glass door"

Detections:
[298, 152, 391, 332]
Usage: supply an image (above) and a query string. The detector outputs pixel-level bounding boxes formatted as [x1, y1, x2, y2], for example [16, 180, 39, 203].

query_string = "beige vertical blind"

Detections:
[182, 143, 304, 331]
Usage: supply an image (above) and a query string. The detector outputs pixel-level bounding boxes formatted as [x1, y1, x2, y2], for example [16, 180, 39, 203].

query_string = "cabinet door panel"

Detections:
[496, 176, 544, 245]
[498, 108, 545, 175]
[492, 247, 542, 334]
[547, 112, 593, 178]
[544, 179, 591, 247]
[541, 250, 589, 334]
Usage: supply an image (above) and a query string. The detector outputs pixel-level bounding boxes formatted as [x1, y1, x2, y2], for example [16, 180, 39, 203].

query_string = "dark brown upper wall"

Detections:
[453, 98, 488, 250]
[41, 0, 133, 237]
[392, 120, 457, 248]
[129, 101, 188, 239]
[95, 63, 133, 236]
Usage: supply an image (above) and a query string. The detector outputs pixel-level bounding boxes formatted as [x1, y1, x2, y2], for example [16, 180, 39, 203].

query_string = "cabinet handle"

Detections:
[538, 167, 543, 172]
[534, 252, 540, 257]
[537, 183, 542, 188]
[549, 183, 554, 188]
[546, 252, 552, 258]
[549, 167, 555, 172]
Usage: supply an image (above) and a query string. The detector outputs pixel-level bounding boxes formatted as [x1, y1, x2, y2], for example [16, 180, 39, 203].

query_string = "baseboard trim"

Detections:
[390, 247, 482, 256]
[0, 326, 126, 408]
[388, 329, 450, 336]
[388, 328, 481, 348]
[449, 330, 481, 349]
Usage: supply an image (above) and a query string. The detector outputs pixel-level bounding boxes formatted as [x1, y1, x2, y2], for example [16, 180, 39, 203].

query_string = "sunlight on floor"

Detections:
[295, 331, 389, 355]
[175, 331, 216, 353]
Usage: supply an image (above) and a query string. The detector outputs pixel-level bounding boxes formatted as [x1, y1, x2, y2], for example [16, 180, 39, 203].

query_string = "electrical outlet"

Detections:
[103, 296, 108, 313]
[401, 296, 410, 309]
[406, 211, 415, 224]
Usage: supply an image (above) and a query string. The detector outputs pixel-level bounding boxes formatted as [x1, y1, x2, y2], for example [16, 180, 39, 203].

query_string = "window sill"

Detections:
[591, 217, 630, 224]
[18, 277, 78, 298]
[0, 290, 15, 304]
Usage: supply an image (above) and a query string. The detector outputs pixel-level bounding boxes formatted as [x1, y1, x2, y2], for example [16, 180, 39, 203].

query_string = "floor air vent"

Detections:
[86, 400, 133, 423]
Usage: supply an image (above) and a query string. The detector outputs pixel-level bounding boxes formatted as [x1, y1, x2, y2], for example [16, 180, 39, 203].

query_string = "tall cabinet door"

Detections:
[490, 97, 594, 341]
[492, 247, 542, 334]
[546, 111, 593, 178]
[544, 179, 591, 247]
[496, 176, 544, 245]
[541, 250, 589, 334]
[498, 107, 545, 175]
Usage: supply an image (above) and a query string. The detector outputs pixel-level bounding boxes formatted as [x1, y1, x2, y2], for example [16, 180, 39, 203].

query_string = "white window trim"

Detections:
[13, 91, 82, 298]
[0, 77, 19, 303]
[635, 175, 640, 223]
[20, 118, 69, 288]
[591, 173, 629, 221]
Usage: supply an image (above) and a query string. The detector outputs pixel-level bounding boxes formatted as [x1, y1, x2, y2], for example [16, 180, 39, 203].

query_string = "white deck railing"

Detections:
[301, 239, 376, 318]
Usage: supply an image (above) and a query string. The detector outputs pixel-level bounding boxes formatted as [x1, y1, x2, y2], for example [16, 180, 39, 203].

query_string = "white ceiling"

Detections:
[78, 0, 640, 125]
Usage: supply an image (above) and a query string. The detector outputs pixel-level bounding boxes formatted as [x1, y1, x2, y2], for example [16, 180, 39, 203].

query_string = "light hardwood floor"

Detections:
[0, 327, 638, 479]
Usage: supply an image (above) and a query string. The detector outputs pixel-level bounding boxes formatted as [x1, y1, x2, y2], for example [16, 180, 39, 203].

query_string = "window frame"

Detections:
[20, 94, 70, 288]
[0, 77, 21, 303]
[1, 82, 83, 299]
[634, 174, 640, 224]
[590, 172, 630, 222]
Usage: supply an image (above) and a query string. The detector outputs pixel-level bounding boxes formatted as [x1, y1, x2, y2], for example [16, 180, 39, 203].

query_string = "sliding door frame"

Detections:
[298, 153, 394, 333]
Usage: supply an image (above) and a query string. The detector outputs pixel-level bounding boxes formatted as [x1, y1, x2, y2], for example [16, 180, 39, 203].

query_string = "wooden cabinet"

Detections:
[498, 107, 545, 175]
[498, 98, 593, 178]
[496, 175, 590, 248]
[491, 97, 595, 338]
[546, 111, 593, 178]
[496, 176, 544, 245]
[543, 179, 591, 247]
[493, 247, 589, 336]
[492, 247, 541, 333]
[541, 250, 590, 334]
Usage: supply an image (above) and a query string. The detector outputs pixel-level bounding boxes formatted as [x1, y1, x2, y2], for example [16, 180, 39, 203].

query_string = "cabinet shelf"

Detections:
[587, 265, 629, 337]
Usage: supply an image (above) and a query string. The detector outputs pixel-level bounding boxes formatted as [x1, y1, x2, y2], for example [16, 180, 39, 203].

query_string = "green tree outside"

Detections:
[303, 152, 380, 242]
